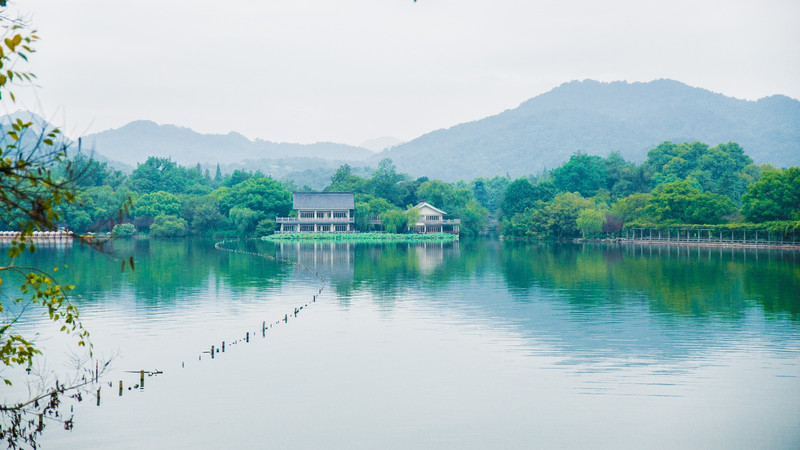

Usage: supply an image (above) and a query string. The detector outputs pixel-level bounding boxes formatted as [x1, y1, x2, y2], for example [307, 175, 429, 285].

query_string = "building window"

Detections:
[333, 211, 347, 219]
[319, 225, 330, 232]
[316, 212, 326, 219]
[426, 215, 440, 221]
[300, 212, 314, 219]
[300, 225, 314, 232]
[334, 225, 347, 232]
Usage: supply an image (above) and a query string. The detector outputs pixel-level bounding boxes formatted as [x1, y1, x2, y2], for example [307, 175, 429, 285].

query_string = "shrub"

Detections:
[111, 223, 137, 237]
[150, 214, 189, 238]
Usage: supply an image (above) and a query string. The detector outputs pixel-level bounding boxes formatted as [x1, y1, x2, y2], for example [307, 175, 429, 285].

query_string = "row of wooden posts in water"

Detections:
[204, 240, 326, 361]
[94, 239, 326, 407]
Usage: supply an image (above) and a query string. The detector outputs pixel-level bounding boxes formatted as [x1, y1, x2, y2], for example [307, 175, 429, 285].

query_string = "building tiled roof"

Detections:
[293, 192, 354, 210]
[407, 202, 447, 215]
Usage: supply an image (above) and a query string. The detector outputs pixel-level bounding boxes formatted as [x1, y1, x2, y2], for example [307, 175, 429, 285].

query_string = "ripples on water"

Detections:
[2, 239, 797, 448]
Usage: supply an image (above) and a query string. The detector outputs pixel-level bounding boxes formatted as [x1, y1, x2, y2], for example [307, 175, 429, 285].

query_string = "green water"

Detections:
[3, 238, 798, 448]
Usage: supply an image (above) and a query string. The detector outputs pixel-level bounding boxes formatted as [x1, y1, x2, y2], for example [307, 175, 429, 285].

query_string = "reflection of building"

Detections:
[414, 240, 459, 273]
[406, 202, 460, 234]
[276, 192, 355, 233]
[274, 241, 355, 281]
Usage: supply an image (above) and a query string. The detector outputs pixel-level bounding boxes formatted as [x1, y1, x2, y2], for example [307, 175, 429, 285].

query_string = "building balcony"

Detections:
[276, 217, 354, 224]
[417, 219, 460, 225]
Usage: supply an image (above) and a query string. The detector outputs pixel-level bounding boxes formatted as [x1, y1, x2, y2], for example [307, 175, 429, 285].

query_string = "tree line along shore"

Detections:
[3, 140, 797, 244]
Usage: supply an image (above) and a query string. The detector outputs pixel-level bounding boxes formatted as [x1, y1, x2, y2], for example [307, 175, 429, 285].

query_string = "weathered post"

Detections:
[211, 345, 215, 359]
[246, 332, 249, 343]
[119, 380, 123, 396]
[140, 370, 145, 388]
[262, 321, 266, 337]
[97, 388, 101, 406]
[222, 341, 225, 352]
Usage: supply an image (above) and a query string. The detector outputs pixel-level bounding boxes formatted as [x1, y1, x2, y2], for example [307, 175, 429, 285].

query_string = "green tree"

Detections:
[354, 201, 372, 231]
[379, 209, 408, 233]
[182, 195, 224, 233]
[416, 180, 456, 208]
[551, 152, 608, 197]
[545, 192, 596, 239]
[369, 158, 409, 206]
[500, 178, 536, 217]
[576, 208, 605, 238]
[404, 207, 420, 230]
[127, 157, 205, 194]
[645, 180, 735, 224]
[149, 214, 189, 238]
[111, 223, 137, 237]
[229, 207, 260, 236]
[611, 193, 652, 223]
[216, 177, 292, 219]
[133, 191, 182, 219]
[327, 164, 367, 193]
[255, 218, 277, 236]
[741, 167, 800, 222]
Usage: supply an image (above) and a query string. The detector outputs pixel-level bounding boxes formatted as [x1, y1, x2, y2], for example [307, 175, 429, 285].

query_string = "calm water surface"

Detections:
[5, 238, 799, 449]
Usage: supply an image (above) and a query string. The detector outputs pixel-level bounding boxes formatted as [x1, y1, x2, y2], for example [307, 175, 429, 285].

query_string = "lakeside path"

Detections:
[617, 239, 800, 251]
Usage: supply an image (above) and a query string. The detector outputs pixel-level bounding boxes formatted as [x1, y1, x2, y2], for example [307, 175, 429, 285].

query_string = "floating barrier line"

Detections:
[207, 238, 328, 360]
[64, 239, 325, 410]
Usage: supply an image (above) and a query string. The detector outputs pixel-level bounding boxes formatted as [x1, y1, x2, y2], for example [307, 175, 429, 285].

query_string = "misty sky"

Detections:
[4, 0, 799, 147]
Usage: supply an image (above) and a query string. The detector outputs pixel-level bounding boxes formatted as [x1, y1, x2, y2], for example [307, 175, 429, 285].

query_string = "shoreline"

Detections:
[595, 238, 800, 251]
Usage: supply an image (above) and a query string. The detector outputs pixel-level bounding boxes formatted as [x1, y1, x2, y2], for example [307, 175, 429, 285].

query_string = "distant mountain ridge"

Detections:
[374, 79, 800, 180]
[7, 79, 799, 182]
[83, 120, 374, 167]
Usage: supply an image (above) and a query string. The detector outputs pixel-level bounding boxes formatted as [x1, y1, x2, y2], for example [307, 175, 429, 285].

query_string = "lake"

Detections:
[5, 238, 799, 448]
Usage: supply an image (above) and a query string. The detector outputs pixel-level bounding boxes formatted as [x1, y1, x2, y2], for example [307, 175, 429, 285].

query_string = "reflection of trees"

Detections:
[12, 239, 290, 306]
[14, 239, 796, 321]
[330, 241, 484, 305]
[500, 242, 799, 319]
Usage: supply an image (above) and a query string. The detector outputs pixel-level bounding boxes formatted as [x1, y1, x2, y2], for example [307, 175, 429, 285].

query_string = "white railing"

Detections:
[276, 217, 352, 222]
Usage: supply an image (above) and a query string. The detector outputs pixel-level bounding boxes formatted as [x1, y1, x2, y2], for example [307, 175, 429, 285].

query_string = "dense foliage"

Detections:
[501, 142, 799, 240]
[11, 134, 795, 243]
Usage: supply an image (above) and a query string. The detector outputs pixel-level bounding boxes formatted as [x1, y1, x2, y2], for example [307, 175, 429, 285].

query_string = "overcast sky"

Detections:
[4, 0, 799, 146]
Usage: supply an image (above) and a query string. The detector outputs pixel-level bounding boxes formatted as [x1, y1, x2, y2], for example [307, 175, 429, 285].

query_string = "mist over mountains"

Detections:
[376, 79, 800, 180]
[6, 79, 799, 183]
[82, 120, 375, 167]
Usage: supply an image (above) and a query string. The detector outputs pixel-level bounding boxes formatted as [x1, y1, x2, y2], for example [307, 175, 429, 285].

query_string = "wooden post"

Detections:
[119, 380, 123, 396]
[246, 332, 249, 343]
[222, 341, 225, 352]
[97, 388, 101, 406]
[211, 344, 215, 359]
[96, 360, 99, 382]
[284, 314, 288, 323]
[262, 321, 266, 337]
[140, 370, 145, 388]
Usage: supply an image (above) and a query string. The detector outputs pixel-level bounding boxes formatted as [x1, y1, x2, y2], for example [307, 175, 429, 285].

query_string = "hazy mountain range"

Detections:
[82, 120, 375, 167]
[376, 79, 800, 180]
[5, 79, 799, 182]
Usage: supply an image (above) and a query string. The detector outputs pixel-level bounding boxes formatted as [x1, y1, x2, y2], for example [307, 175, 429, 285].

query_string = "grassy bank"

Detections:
[262, 232, 458, 243]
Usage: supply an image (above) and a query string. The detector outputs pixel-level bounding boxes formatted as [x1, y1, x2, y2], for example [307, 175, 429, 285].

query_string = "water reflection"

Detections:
[9, 238, 797, 449]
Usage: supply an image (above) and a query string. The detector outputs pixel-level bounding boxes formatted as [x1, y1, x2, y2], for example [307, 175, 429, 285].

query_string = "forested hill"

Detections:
[83, 120, 375, 167]
[375, 79, 800, 181]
